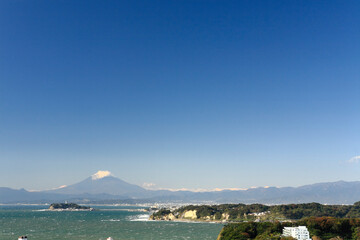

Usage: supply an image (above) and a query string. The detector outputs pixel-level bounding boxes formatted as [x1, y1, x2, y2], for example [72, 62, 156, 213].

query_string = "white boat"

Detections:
[18, 236, 27, 240]
[107, 238, 113, 240]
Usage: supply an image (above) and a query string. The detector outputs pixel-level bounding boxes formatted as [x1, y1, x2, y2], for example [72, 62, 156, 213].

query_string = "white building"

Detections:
[283, 226, 311, 240]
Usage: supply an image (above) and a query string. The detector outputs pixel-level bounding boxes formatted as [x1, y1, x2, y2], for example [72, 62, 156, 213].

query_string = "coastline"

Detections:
[148, 217, 226, 224]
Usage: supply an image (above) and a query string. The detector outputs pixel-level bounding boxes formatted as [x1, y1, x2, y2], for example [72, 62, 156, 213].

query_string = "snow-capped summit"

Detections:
[46, 170, 146, 196]
[91, 170, 112, 180]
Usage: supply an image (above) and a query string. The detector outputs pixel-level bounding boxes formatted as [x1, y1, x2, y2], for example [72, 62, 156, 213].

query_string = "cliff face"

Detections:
[182, 210, 197, 220]
[221, 213, 229, 220]
[150, 213, 176, 221]
[150, 209, 221, 222]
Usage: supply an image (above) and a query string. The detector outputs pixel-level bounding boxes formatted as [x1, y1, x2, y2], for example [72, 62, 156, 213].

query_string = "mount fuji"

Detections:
[46, 171, 147, 196]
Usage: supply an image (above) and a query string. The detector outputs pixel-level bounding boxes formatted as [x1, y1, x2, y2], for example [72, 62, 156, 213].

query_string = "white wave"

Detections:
[101, 219, 121, 222]
[129, 214, 150, 222]
[32, 209, 48, 212]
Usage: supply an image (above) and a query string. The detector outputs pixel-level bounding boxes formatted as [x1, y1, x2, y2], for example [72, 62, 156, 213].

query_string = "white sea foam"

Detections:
[99, 208, 147, 212]
[101, 219, 121, 222]
[129, 214, 150, 222]
[33, 209, 48, 212]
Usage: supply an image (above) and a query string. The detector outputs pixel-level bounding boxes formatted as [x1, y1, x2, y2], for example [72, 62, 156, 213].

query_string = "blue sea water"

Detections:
[0, 205, 223, 240]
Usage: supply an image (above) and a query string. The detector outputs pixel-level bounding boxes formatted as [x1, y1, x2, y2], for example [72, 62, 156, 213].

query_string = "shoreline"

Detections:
[148, 218, 226, 224]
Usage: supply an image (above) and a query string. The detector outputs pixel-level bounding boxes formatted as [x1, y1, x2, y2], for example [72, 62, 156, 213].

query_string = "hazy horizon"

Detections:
[4, 169, 360, 193]
[1, 1, 359, 191]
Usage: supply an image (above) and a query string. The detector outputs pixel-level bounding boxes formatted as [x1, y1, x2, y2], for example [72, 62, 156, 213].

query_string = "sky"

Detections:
[0, 0, 359, 191]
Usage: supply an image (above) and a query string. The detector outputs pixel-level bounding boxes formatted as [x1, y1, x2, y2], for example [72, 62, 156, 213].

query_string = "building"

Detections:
[283, 226, 311, 240]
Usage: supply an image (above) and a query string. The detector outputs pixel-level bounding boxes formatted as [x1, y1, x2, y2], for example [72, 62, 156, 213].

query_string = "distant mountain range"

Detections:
[1, 171, 360, 204]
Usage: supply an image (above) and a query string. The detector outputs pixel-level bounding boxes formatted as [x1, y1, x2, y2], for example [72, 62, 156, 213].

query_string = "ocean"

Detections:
[0, 205, 223, 240]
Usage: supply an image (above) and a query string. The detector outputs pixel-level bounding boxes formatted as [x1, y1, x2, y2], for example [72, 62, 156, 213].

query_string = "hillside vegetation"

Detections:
[218, 217, 360, 240]
[151, 202, 360, 222]
[49, 203, 92, 210]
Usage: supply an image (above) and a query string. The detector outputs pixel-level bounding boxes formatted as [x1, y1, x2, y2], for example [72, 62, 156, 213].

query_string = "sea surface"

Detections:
[0, 205, 223, 240]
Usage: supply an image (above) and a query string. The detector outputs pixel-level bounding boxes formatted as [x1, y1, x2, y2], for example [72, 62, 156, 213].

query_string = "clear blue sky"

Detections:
[0, 0, 359, 191]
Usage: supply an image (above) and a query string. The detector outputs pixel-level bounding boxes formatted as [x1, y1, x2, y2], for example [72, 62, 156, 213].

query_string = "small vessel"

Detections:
[107, 238, 113, 240]
[18, 236, 27, 240]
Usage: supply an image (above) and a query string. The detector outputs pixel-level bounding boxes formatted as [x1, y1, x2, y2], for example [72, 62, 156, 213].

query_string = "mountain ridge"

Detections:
[1, 171, 360, 204]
